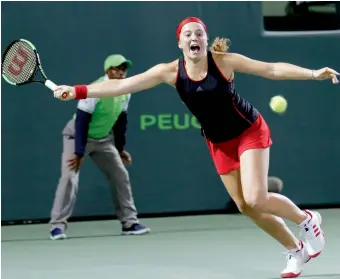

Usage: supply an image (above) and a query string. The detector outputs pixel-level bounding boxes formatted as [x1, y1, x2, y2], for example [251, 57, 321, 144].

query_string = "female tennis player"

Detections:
[54, 17, 339, 278]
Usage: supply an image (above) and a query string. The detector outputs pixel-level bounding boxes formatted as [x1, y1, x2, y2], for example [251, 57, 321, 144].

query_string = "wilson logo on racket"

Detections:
[8, 46, 29, 76]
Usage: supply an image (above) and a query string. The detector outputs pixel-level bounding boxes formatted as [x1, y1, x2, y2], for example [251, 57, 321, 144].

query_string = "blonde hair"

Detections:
[210, 37, 231, 53]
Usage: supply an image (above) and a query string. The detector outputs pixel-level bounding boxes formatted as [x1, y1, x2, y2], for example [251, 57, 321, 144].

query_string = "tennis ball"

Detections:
[269, 95, 287, 114]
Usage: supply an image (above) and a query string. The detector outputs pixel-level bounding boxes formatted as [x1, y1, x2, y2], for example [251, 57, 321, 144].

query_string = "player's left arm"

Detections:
[226, 53, 339, 83]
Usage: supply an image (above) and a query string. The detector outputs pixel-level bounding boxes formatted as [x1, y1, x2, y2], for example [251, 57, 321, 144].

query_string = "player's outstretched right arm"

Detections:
[54, 62, 176, 101]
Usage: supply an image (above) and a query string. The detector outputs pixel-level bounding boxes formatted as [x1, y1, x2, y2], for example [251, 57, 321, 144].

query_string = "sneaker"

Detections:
[299, 210, 325, 258]
[50, 228, 67, 240]
[281, 241, 311, 278]
[122, 223, 151, 236]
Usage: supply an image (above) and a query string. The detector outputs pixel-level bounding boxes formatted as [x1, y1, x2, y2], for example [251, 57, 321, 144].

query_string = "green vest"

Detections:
[75, 76, 130, 139]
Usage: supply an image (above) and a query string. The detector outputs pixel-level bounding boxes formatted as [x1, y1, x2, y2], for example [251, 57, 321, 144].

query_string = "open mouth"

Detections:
[190, 45, 200, 53]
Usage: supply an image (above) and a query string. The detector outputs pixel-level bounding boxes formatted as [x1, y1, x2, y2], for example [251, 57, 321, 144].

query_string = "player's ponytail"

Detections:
[210, 37, 231, 53]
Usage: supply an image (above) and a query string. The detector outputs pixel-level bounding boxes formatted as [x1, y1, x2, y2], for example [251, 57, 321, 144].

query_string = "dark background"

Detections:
[2, 1, 340, 223]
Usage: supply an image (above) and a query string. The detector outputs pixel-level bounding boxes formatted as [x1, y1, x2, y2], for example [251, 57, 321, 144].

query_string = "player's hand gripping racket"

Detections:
[1, 38, 68, 98]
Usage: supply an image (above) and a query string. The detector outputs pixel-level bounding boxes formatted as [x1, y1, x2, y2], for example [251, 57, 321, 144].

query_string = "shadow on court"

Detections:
[2, 223, 256, 243]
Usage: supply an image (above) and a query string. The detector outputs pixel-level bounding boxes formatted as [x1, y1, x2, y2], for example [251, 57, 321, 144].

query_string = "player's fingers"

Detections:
[53, 86, 74, 100]
[64, 90, 75, 100]
[60, 88, 75, 100]
[326, 68, 340, 76]
[60, 91, 70, 100]
[330, 73, 338, 83]
[53, 87, 62, 98]
[54, 86, 67, 98]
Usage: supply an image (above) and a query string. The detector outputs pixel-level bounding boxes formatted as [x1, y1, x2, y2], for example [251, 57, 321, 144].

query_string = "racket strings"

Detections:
[2, 41, 37, 84]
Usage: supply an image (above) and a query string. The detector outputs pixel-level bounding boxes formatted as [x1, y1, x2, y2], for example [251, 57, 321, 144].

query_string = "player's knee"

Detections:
[244, 193, 268, 212]
[234, 200, 257, 217]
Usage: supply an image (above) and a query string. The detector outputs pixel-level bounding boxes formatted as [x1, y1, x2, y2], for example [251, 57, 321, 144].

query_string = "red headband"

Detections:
[176, 17, 207, 41]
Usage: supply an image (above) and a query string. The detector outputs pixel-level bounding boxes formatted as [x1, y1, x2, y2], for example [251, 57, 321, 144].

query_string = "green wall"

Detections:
[2, 2, 340, 222]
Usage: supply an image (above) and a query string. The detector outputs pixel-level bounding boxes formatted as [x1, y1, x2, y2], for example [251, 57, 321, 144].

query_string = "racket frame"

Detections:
[1, 39, 57, 91]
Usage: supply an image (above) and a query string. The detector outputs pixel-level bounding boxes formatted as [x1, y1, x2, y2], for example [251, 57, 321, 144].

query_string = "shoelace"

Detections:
[282, 249, 299, 261]
[282, 241, 304, 262]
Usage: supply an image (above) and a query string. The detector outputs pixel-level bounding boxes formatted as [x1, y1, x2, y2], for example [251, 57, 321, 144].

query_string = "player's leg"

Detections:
[225, 175, 283, 212]
[49, 135, 80, 240]
[240, 147, 323, 277]
[240, 147, 325, 257]
[89, 141, 150, 235]
[206, 133, 299, 250]
[240, 147, 307, 223]
[220, 169, 299, 250]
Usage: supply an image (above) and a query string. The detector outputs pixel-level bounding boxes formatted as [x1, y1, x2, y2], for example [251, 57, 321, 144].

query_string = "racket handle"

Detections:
[45, 80, 57, 91]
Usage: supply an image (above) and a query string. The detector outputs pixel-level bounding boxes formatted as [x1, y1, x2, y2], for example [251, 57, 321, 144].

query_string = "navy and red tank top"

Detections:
[175, 51, 259, 143]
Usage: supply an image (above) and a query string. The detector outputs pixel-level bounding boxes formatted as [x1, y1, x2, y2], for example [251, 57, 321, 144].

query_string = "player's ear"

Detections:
[178, 40, 183, 50]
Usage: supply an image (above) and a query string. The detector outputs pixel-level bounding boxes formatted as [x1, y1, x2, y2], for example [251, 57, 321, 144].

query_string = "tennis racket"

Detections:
[1, 39, 64, 95]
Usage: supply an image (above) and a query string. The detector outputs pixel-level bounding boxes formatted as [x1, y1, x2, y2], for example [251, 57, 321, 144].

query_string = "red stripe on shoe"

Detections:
[281, 271, 302, 278]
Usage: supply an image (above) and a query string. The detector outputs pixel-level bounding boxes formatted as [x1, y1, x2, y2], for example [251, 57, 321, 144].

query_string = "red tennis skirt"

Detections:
[205, 114, 272, 175]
